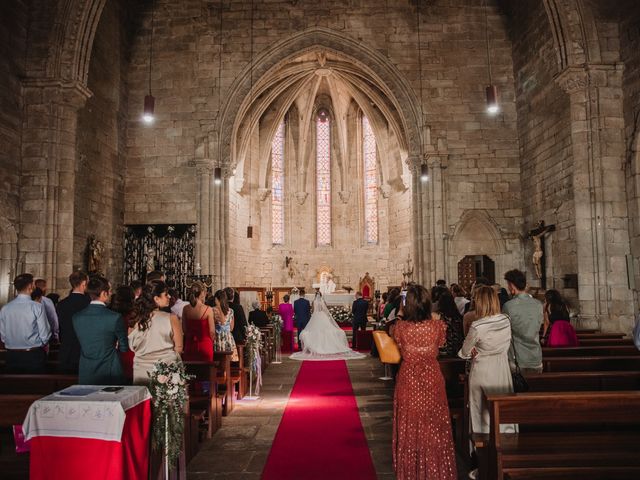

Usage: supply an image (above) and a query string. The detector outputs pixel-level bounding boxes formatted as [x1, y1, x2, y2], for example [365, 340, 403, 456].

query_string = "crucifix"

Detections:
[528, 220, 555, 289]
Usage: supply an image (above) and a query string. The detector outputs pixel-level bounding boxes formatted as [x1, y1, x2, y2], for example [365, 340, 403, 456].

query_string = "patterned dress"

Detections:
[393, 319, 457, 480]
[214, 307, 238, 361]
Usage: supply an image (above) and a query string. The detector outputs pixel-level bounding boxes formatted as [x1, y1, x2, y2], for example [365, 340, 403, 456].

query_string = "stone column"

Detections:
[20, 79, 91, 292]
[409, 155, 427, 285]
[556, 64, 634, 332]
[194, 162, 213, 274]
[427, 154, 448, 284]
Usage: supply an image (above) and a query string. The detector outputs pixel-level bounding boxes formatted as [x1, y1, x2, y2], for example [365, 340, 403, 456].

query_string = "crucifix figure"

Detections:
[528, 220, 555, 287]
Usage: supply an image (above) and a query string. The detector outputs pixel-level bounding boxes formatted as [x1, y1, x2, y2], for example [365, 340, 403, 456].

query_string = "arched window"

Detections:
[316, 109, 331, 246]
[271, 120, 285, 245]
[362, 115, 378, 244]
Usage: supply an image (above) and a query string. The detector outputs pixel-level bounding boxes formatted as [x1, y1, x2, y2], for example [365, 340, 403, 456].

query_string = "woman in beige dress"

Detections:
[129, 280, 184, 385]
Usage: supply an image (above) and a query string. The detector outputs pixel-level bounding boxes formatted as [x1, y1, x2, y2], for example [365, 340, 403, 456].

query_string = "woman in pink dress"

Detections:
[278, 294, 295, 352]
[543, 289, 578, 347]
[393, 284, 457, 480]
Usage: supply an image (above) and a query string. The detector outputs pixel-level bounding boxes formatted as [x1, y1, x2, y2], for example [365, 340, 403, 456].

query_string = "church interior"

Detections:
[2, 0, 640, 479]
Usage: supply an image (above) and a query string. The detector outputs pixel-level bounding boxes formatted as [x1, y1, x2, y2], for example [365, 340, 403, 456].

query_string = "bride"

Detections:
[290, 292, 365, 360]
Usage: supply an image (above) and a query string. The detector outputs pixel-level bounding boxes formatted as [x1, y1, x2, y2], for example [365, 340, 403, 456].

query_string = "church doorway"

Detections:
[457, 255, 495, 292]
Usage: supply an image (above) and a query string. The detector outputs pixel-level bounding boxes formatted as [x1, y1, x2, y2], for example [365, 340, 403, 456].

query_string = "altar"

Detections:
[304, 293, 355, 306]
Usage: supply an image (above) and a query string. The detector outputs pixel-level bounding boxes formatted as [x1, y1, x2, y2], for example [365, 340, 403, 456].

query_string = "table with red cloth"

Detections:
[22, 385, 151, 480]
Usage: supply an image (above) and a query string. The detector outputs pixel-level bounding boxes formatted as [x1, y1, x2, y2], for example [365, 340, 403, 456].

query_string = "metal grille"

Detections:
[271, 121, 285, 245]
[362, 116, 379, 244]
[123, 224, 196, 298]
[316, 112, 331, 246]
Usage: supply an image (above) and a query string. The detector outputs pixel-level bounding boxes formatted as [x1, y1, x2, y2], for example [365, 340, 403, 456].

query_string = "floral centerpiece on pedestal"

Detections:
[148, 361, 193, 469]
[270, 313, 283, 337]
[329, 306, 353, 327]
[245, 324, 263, 395]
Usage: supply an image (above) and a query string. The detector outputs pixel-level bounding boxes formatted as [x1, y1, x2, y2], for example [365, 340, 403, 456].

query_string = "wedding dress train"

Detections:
[290, 295, 365, 361]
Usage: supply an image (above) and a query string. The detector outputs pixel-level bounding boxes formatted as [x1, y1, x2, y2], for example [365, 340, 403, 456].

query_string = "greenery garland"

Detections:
[148, 361, 193, 468]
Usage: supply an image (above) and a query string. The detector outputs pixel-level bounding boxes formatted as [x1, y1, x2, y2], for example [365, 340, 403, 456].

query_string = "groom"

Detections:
[293, 288, 311, 351]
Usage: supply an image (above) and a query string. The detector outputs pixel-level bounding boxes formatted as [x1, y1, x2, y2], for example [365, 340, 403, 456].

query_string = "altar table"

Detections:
[304, 293, 355, 306]
[22, 385, 151, 480]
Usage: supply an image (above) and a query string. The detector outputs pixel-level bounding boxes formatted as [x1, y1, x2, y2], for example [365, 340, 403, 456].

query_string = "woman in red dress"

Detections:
[393, 284, 457, 480]
[182, 281, 215, 361]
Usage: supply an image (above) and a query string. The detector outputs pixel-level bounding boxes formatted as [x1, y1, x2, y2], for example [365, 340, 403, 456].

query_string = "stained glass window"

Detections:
[316, 110, 331, 246]
[271, 120, 285, 245]
[362, 116, 379, 244]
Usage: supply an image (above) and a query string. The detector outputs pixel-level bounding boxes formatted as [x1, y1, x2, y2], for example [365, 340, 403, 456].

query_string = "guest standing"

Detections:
[502, 269, 544, 373]
[278, 294, 295, 351]
[293, 289, 311, 350]
[57, 271, 90, 373]
[226, 287, 248, 345]
[213, 289, 238, 361]
[436, 291, 464, 357]
[459, 285, 515, 468]
[451, 283, 470, 316]
[542, 289, 578, 347]
[109, 286, 137, 381]
[393, 284, 457, 480]
[249, 301, 270, 328]
[169, 288, 189, 323]
[182, 281, 215, 361]
[73, 275, 129, 385]
[378, 292, 388, 319]
[128, 280, 183, 385]
[0, 274, 51, 373]
[351, 292, 369, 350]
[35, 278, 59, 342]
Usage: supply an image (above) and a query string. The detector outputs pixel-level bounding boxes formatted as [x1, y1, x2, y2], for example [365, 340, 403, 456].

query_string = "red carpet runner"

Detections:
[261, 360, 377, 480]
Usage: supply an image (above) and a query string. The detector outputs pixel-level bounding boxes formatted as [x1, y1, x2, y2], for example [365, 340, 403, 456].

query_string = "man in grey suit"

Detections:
[73, 275, 129, 385]
[293, 288, 311, 351]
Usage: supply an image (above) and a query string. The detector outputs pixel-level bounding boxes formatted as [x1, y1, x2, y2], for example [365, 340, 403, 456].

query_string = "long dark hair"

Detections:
[188, 281, 206, 307]
[544, 289, 569, 320]
[133, 280, 168, 331]
[437, 291, 462, 321]
[110, 286, 135, 324]
[214, 289, 229, 315]
[401, 284, 432, 322]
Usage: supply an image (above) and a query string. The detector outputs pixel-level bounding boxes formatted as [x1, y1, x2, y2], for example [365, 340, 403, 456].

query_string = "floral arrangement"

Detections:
[148, 361, 193, 467]
[270, 313, 283, 337]
[329, 306, 353, 325]
[245, 324, 263, 394]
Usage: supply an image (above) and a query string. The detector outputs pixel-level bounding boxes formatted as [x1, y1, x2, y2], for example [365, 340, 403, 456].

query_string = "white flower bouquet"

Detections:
[270, 313, 283, 337]
[245, 324, 264, 395]
[148, 361, 193, 467]
[329, 306, 353, 325]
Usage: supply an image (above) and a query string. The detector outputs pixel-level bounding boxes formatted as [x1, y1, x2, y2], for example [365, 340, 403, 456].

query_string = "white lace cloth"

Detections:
[22, 385, 151, 442]
[290, 295, 365, 361]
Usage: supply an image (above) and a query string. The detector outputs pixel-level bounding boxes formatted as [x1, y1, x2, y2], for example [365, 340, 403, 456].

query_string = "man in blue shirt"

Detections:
[0, 273, 51, 373]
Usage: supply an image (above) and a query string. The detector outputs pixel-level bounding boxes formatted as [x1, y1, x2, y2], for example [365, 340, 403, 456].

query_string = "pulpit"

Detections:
[358, 272, 375, 300]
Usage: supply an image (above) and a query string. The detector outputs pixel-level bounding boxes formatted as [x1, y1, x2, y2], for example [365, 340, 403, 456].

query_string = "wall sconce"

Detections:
[247, 225, 253, 238]
[214, 167, 222, 185]
[486, 85, 499, 115]
[420, 163, 429, 182]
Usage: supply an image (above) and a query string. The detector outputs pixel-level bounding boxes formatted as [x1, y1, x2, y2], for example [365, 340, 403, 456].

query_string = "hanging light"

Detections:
[247, 225, 253, 238]
[420, 163, 429, 182]
[214, 167, 222, 185]
[142, 0, 155, 124]
[484, 0, 499, 115]
[246, 0, 255, 239]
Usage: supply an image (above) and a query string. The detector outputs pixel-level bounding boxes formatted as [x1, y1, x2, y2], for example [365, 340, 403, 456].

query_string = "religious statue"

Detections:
[312, 269, 336, 296]
[144, 245, 156, 273]
[87, 235, 104, 274]
[529, 220, 555, 280]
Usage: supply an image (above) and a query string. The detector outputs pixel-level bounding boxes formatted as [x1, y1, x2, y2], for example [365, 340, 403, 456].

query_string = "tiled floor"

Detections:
[187, 356, 469, 479]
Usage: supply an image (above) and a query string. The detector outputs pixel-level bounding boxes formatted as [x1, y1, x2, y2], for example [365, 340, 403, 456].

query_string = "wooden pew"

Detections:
[0, 374, 77, 395]
[0, 394, 41, 478]
[213, 351, 235, 415]
[578, 338, 634, 346]
[576, 332, 626, 340]
[438, 357, 467, 449]
[183, 361, 221, 438]
[542, 345, 639, 357]
[482, 390, 640, 480]
[542, 355, 640, 372]
[231, 343, 247, 400]
[524, 370, 640, 392]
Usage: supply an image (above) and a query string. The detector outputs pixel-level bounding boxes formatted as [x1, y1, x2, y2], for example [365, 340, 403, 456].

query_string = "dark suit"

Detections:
[230, 302, 248, 344]
[56, 292, 91, 373]
[293, 297, 311, 350]
[73, 303, 129, 385]
[249, 309, 269, 328]
[351, 297, 369, 349]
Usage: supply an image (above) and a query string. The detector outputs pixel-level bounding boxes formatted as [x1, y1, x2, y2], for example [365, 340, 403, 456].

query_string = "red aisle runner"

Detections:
[262, 360, 376, 480]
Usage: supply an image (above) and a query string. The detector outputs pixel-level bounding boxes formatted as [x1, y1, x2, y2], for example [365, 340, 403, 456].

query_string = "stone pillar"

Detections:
[555, 64, 634, 332]
[194, 162, 213, 274]
[20, 79, 91, 292]
[427, 154, 448, 284]
[409, 155, 427, 285]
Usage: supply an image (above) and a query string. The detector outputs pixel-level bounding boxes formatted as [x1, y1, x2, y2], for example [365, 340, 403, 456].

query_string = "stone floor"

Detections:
[187, 356, 469, 479]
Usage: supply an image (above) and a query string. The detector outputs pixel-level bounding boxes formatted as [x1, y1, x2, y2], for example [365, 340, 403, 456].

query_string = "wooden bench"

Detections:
[213, 351, 235, 415]
[184, 361, 221, 438]
[0, 374, 77, 395]
[576, 332, 626, 340]
[0, 394, 41, 478]
[542, 345, 639, 357]
[543, 355, 640, 372]
[578, 338, 634, 346]
[524, 370, 640, 392]
[481, 390, 640, 480]
[438, 357, 467, 449]
[231, 343, 247, 400]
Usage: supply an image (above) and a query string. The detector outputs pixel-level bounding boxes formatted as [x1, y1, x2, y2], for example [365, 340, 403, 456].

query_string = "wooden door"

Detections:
[458, 256, 476, 292]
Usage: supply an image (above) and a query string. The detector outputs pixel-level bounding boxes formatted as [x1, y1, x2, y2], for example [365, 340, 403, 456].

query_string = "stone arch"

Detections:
[218, 27, 424, 172]
[47, 0, 106, 84]
[0, 217, 18, 305]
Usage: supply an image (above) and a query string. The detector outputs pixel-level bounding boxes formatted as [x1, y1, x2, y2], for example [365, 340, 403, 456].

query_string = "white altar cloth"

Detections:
[23, 385, 151, 442]
[305, 293, 355, 306]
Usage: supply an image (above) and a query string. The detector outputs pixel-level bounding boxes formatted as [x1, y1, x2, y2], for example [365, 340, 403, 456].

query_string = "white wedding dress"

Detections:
[290, 295, 365, 361]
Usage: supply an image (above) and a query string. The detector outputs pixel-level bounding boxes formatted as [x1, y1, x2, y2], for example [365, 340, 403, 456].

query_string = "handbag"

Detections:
[510, 337, 529, 393]
[372, 330, 401, 364]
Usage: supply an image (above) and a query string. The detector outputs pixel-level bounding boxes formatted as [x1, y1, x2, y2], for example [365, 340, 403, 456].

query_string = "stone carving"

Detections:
[379, 184, 392, 199]
[258, 188, 271, 201]
[555, 67, 588, 94]
[295, 191, 308, 205]
[338, 190, 351, 204]
[87, 235, 104, 274]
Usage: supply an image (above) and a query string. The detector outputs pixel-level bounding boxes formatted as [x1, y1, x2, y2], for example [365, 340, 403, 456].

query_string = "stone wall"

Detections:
[75, 0, 132, 282]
